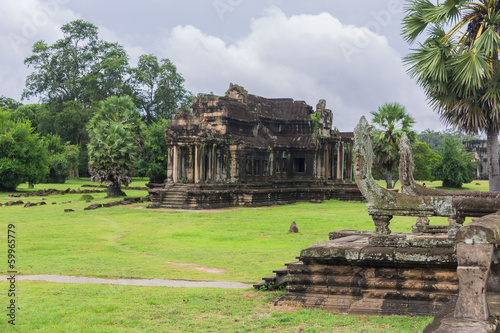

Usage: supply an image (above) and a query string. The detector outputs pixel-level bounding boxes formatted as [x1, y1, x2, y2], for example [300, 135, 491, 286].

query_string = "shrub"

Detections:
[431, 137, 476, 188]
[0, 110, 49, 191]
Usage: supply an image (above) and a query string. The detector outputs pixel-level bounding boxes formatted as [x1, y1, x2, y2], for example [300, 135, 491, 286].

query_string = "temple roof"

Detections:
[167, 84, 337, 148]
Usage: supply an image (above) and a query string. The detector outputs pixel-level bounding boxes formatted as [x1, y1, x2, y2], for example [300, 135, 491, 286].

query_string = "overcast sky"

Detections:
[2, 0, 447, 132]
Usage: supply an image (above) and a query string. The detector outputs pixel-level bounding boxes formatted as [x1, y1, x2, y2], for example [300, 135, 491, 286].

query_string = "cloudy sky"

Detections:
[2, 0, 446, 132]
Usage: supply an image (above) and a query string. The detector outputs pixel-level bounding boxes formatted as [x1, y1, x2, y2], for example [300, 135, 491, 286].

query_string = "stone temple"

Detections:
[147, 84, 363, 209]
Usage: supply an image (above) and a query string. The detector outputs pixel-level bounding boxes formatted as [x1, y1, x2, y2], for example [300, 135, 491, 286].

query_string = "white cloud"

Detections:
[0, 0, 78, 101]
[1, 3, 442, 132]
[158, 6, 440, 132]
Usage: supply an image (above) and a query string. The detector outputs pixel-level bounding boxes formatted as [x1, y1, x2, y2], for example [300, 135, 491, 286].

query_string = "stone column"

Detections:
[172, 145, 179, 183]
[345, 143, 353, 182]
[211, 144, 216, 181]
[336, 142, 344, 182]
[331, 148, 336, 180]
[201, 146, 206, 183]
[166, 145, 174, 182]
[194, 146, 199, 184]
[229, 145, 238, 183]
[188, 146, 194, 183]
[323, 148, 327, 179]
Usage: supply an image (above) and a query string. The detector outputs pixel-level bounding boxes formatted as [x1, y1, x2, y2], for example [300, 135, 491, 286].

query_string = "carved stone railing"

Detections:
[353, 116, 500, 237]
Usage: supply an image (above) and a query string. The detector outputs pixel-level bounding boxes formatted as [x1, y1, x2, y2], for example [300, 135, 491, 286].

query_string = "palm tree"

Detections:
[371, 102, 416, 189]
[87, 96, 146, 197]
[402, 0, 500, 191]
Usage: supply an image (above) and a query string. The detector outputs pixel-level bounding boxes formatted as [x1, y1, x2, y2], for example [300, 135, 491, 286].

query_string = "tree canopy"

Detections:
[23, 20, 129, 107]
[129, 55, 193, 124]
[402, 0, 500, 191]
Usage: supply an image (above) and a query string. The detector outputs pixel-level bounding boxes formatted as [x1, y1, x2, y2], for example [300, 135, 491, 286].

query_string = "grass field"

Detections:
[1, 178, 483, 332]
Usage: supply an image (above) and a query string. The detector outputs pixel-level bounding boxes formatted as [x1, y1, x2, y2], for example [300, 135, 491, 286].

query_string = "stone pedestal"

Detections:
[277, 230, 458, 316]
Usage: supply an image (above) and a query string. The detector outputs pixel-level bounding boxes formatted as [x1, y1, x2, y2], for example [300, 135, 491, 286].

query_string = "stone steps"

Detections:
[253, 264, 294, 291]
[158, 184, 190, 209]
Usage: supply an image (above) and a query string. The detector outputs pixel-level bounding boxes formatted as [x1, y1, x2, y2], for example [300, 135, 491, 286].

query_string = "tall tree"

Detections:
[23, 20, 129, 107]
[87, 96, 146, 197]
[371, 102, 416, 189]
[129, 54, 193, 124]
[403, 0, 500, 191]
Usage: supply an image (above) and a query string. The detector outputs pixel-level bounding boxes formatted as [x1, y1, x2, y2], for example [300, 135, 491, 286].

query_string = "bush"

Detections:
[80, 194, 94, 201]
[135, 119, 169, 183]
[0, 110, 48, 191]
[431, 137, 476, 188]
[42, 134, 79, 184]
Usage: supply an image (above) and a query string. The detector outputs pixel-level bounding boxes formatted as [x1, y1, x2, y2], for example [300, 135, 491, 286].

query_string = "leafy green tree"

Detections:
[431, 137, 476, 188]
[87, 96, 146, 197]
[129, 54, 193, 124]
[8, 102, 90, 177]
[371, 102, 416, 188]
[23, 20, 129, 106]
[135, 119, 170, 183]
[42, 134, 79, 183]
[403, 0, 500, 191]
[0, 110, 48, 191]
[413, 141, 442, 181]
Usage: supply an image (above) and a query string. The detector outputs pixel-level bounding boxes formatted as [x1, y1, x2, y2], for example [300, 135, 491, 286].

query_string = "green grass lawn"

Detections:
[375, 179, 490, 192]
[1, 179, 450, 283]
[2, 178, 485, 332]
[0, 282, 432, 333]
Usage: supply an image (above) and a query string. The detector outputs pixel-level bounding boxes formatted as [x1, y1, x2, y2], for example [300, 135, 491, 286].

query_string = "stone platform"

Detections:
[277, 230, 459, 316]
[147, 181, 364, 210]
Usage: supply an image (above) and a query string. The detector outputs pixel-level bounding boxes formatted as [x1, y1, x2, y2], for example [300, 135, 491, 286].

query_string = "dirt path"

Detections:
[0, 275, 251, 289]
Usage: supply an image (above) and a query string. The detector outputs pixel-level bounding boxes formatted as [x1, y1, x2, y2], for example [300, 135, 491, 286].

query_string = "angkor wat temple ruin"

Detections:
[464, 140, 489, 180]
[147, 84, 362, 209]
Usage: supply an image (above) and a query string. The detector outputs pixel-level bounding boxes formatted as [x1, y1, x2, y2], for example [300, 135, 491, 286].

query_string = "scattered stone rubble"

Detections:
[9, 188, 105, 198]
[24, 201, 46, 208]
[83, 197, 150, 210]
[1, 200, 24, 207]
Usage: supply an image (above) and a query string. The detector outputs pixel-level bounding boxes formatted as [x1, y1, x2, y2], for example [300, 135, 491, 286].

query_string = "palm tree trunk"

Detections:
[487, 128, 500, 191]
[385, 170, 393, 189]
[107, 181, 126, 197]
